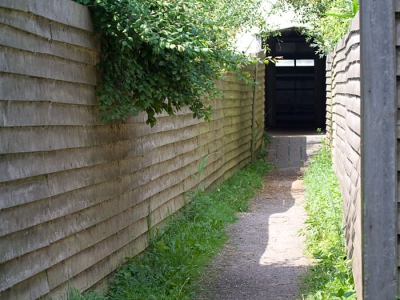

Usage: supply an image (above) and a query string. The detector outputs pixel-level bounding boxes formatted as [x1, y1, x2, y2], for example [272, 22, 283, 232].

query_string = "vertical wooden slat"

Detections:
[360, 1, 398, 298]
[265, 40, 276, 128]
[251, 61, 257, 162]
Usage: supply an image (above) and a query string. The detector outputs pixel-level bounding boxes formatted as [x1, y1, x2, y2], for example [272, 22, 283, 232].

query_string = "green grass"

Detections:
[300, 142, 356, 299]
[62, 159, 272, 300]
[60, 285, 104, 300]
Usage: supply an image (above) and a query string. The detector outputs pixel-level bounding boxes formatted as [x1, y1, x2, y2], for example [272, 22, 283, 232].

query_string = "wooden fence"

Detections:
[325, 13, 362, 296]
[0, 1, 265, 299]
[360, 1, 398, 298]
[327, 3, 399, 298]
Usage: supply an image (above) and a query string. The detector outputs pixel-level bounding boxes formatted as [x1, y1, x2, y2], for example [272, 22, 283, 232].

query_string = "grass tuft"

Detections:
[300, 141, 356, 299]
[61, 159, 272, 300]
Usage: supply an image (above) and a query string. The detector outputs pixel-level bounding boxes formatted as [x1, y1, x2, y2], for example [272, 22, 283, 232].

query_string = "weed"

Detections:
[59, 159, 272, 300]
[189, 152, 214, 192]
[300, 141, 356, 299]
[257, 131, 273, 159]
[55, 281, 103, 300]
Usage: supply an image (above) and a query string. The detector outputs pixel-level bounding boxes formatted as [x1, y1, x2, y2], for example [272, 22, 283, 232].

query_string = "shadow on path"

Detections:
[196, 133, 323, 300]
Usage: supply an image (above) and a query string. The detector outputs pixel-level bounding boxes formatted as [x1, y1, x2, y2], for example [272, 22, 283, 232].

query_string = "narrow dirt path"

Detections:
[196, 132, 323, 300]
[196, 169, 310, 300]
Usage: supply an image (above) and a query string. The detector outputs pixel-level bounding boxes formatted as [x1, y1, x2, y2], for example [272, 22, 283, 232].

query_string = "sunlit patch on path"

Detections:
[258, 178, 308, 267]
[196, 131, 323, 300]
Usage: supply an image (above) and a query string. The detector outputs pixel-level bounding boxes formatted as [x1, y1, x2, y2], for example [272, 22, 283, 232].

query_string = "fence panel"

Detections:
[0, 1, 265, 298]
[326, 13, 362, 296]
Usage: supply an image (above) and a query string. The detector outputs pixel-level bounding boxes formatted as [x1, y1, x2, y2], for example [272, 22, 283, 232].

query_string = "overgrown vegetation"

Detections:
[273, 0, 359, 55]
[62, 159, 272, 300]
[300, 142, 356, 299]
[72, 0, 359, 125]
[74, 0, 268, 126]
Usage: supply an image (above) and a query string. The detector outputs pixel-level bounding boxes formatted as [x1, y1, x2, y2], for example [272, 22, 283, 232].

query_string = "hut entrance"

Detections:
[265, 28, 326, 130]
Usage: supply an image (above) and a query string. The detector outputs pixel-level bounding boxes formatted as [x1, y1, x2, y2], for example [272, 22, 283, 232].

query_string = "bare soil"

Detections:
[195, 168, 311, 300]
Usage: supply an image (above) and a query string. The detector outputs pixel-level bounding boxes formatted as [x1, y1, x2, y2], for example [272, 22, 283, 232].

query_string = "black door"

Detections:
[265, 29, 326, 129]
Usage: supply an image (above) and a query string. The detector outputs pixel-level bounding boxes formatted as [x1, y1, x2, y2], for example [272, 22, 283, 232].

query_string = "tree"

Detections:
[74, 0, 267, 126]
[273, 0, 359, 55]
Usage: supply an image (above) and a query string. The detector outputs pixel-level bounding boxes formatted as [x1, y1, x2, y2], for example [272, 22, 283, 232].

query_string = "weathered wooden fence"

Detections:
[0, 1, 265, 299]
[325, 13, 362, 295]
[326, 3, 399, 298]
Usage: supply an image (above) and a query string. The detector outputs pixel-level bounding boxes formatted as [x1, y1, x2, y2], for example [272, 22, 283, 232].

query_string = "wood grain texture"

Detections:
[360, 1, 398, 298]
[326, 12, 364, 297]
[0, 1, 265, 298]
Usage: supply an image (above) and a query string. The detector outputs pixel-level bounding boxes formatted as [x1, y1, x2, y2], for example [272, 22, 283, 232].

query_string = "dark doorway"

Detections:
[265, 28, 326, 130]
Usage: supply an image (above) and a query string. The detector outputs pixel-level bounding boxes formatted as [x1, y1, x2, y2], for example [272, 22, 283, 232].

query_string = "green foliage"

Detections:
[74, 0, 266, 126]
[325, 0, 358, 19]
[273, 0, 359, 55]
[189, 152, 214, 191]
[300, 142, 356, 299]
[61, 159, 272, 300]
[257, 131, 272, 159]
[56, 282, 103, 300]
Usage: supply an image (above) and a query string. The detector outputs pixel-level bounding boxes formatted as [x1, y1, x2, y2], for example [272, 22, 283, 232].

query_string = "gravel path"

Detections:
[196, 132, 323, 300]
[196, 169, 310, 300]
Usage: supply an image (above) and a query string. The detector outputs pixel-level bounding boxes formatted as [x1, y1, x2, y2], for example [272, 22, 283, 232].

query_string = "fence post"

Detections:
[251, 60, 258, 163]
[360, 0, 398, 298]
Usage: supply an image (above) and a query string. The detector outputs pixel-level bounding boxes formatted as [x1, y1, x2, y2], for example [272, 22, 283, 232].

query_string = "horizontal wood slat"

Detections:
[0, 1, 265, 298]
[325, 12, 363, 297]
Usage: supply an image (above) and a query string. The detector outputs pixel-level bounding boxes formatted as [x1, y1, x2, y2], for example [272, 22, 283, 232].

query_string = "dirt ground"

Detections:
[195, 132, 323, 300]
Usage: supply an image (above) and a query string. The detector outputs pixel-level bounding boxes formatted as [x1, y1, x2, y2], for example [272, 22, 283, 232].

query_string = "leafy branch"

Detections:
[74, 0, 267, 126]
[272, 0, 359, 55]
[325, 0, 358, 19]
